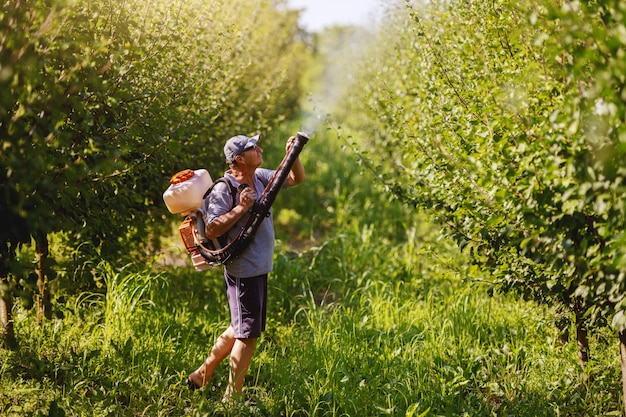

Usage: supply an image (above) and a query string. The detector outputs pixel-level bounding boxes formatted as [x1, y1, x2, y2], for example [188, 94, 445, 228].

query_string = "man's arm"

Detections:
[205, 186, 256, 240]
[287, 157, 305, 186]
[286, 135, 305, 186]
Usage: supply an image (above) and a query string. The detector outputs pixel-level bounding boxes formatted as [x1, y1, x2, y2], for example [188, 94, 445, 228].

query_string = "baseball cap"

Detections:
[224, 134, 260, 163]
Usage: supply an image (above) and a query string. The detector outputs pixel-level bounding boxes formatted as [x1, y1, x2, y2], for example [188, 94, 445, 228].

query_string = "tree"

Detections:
[343, 0, 626, 410]
[0, 0, 306, 348]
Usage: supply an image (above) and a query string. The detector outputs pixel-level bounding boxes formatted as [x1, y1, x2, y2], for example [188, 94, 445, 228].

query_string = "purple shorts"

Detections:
[225, 271, 268, 339]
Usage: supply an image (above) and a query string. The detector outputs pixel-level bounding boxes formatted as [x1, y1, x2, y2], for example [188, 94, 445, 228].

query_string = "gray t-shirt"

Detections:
[203, 168, 281, 278]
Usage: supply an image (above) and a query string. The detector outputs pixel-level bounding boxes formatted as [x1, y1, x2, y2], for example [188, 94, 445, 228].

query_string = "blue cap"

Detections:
[224, 134, 260, 163]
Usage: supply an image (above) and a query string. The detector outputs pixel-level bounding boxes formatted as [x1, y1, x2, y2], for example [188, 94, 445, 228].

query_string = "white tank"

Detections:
[163, 169, 213, 215]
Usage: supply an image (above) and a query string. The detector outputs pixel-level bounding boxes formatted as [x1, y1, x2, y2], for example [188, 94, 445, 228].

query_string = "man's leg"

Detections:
[189, 325, 236, 388]
[222, 337, 258, 401]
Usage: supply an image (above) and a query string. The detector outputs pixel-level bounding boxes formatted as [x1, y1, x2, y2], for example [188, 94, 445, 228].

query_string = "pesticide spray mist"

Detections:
[296, 19, 381, 137]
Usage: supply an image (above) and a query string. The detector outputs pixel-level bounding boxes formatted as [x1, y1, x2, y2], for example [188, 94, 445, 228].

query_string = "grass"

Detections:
[1, 205, 621, 416]
[0, 128, 622, 416]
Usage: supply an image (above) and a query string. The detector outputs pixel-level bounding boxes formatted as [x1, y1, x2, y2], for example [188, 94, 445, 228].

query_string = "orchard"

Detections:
[2, 0, 626, 415]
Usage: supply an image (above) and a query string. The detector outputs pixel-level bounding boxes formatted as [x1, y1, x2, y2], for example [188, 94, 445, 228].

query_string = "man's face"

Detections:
[238, 144, 263, 167]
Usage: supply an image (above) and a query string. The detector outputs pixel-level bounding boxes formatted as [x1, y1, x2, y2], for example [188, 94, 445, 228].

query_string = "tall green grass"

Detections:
[1, 127, 621, 416]
[1, 207, 620, 416]
[263, 193, 620, 416]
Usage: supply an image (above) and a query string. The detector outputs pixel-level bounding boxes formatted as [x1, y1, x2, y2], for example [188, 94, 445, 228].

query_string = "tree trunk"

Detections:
[620, 330, 626, 417]
[34, 231, 52, 322]
[558, 326, 570, 346]
[0, 277, 18, 350]
[575, 305, 589, 371]
[555, 311, 570, 346]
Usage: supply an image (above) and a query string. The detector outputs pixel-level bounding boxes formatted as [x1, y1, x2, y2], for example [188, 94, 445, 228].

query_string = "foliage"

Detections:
[0, 0, 306, 319]
[1, 83, 621, 417]
[1, 1, 623, 415]
[342, 0, 626, 337]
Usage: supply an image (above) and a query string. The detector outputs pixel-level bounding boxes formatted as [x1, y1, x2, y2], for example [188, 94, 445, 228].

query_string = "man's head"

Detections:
[224, 134, 260, 164]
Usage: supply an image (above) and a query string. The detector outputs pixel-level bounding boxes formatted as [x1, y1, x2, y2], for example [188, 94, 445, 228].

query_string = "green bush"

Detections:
[1, 0, 307, 345]
[340, 0, 626, 401]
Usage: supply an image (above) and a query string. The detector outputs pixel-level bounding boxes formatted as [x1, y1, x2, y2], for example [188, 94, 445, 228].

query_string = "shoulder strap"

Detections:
[203, 177, 238, 210]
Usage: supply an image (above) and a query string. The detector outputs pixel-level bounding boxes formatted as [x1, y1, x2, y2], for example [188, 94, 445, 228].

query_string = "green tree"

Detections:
[343, 0, 626, 408]
[0, 0, 306, 348]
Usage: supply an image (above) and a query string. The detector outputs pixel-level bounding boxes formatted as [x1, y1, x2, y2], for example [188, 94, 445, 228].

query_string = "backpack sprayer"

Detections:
[163, 132, 309, 270]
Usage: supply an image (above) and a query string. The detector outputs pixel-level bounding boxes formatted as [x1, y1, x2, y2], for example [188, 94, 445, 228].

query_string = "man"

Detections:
[186, 133, 305, 402]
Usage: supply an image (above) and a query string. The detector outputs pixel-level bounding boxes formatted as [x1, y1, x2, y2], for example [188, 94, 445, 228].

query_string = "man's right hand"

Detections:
[238, 187, 257, 211]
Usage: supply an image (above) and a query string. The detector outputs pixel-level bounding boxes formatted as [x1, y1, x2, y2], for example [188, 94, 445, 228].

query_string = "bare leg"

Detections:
[189, 326, 236, 388]
[222, 337, 258, 401]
